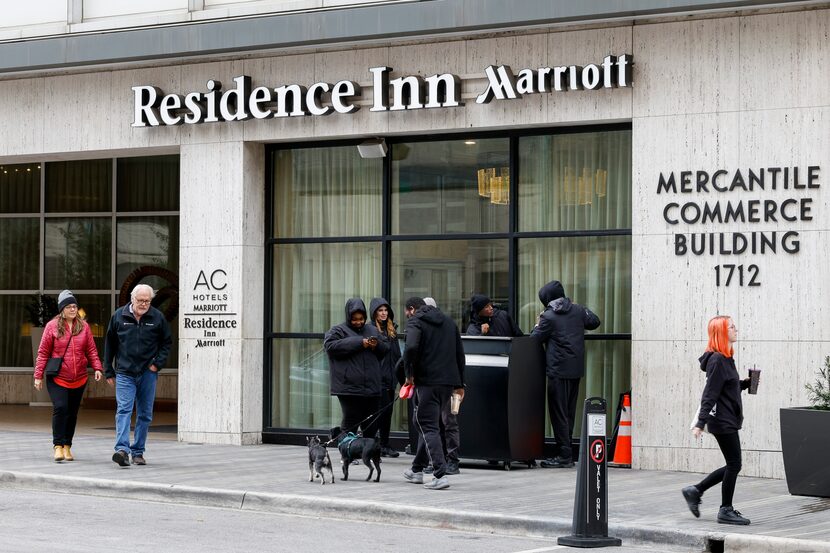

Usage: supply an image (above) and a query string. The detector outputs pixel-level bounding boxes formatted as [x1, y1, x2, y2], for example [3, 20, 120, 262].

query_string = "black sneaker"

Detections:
[381, 447, 400, 458]
[717, 506, 750, 525]
[112, 450, 130, 467]
[540, 456, 574, 468]
[682, 486, 702, 518]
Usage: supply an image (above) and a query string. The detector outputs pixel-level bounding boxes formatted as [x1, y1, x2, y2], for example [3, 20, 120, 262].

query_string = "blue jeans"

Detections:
[114, 370, 158, 456]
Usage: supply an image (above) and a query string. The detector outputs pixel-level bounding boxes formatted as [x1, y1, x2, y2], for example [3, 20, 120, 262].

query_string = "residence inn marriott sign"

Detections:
[132, 55, 634, 126]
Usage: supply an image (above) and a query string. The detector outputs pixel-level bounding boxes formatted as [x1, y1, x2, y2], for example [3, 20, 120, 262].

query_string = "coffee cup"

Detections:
[450, 392, 462, 415]
[748, 368, 761, 394]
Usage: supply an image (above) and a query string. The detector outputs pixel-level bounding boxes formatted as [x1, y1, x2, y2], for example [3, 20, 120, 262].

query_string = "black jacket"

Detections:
[403, 305, 465, 388]
[104, 304, 172, 378]
[530, 280, 601, 379]
[696, 351, 749, 434]
[369, 297, 403, 389]
[324, 298, 388, 397]
[466, 307, 523, 337]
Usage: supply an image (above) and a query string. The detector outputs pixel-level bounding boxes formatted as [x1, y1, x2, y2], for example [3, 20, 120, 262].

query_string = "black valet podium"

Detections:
[457, 336, 545, 469]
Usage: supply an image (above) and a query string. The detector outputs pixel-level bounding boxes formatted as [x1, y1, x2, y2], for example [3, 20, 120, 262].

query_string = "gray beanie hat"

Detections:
[57, 290, 78, 312]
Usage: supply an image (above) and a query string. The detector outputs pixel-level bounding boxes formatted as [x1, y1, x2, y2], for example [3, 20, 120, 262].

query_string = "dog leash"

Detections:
[324, 395, 400, 447]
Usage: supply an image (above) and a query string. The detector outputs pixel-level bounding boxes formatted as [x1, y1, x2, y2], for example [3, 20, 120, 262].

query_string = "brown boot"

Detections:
[63, 445, 74, 461]
[53, 445, 64, 462]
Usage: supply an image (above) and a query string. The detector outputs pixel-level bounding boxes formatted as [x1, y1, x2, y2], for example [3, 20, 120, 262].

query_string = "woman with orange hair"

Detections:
[682, 316, 754, 525]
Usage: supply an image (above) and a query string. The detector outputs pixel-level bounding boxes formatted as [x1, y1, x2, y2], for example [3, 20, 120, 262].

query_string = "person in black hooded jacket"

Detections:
[466, 294, 523, 337]
[324, 298, 388, 440]
[682, 315, 754, 526]
[369, 297, 403, 457]
[401, 297, 465, 490]
[530, 280, 600, 468]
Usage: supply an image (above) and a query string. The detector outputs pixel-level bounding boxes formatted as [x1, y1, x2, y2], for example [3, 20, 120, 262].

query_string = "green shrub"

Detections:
[805, 356, 830, 411]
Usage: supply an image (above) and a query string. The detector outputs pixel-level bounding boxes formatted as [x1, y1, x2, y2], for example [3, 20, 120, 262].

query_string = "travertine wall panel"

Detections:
[0, 78, 44, 156]
[547, 26, 633, 123]
[386, 41, 467, 135]
[180, 61, 246, 145]
[110, 66, 182, 150]
[178, 141, 263, 445]
[313, 47, 391, 138]
[463, 34, 548, 130]
[739, 10, 830, 111]
[633, 18, 741, 117]
[42, 72, 113, 153]
[240, 53, 319, 143]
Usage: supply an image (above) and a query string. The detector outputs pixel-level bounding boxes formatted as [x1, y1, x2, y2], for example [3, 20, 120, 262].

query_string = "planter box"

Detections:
[780, 407, 830, 498]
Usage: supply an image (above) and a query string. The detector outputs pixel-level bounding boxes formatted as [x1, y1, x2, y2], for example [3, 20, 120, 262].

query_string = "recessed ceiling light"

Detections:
[464, 140, 476, 145]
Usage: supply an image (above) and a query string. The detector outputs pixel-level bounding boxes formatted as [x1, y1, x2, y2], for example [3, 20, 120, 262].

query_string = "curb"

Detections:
[3, 470, 829, 553]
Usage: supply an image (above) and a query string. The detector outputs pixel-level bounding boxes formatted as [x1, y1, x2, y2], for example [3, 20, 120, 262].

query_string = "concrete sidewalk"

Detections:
[1, 422, 829, 552]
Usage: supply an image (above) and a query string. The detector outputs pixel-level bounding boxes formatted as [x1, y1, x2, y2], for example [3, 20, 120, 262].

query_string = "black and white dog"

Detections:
[330, 426, 382, 482]
[307, 435, 335, 485]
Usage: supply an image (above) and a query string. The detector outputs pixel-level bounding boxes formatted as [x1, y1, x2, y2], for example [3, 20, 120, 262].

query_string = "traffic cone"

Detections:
[609, 393, 631, 467]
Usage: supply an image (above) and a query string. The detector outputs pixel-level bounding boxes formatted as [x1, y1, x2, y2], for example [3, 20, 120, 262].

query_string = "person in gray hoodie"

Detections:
[324, 298, 388, 439]
[530, 280, 600, 468]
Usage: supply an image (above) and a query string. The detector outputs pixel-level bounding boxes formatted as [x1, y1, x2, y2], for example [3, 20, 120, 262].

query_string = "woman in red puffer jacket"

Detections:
[34, 290, 103, 462]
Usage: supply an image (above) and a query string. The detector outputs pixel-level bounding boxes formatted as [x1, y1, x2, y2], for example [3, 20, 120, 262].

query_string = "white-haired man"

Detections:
[104, 284, 172, 467]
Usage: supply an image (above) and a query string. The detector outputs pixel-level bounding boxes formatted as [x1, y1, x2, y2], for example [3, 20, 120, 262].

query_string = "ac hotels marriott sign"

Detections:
[132, 54, 633, 127]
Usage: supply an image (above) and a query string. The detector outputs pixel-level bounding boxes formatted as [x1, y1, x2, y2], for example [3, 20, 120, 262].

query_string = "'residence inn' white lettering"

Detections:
[132, 55, 633, 127]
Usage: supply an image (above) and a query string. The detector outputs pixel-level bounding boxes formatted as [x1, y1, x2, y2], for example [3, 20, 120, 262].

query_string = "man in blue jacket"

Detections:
[530, 280, 600, 468]
[105, 284, 172, 467]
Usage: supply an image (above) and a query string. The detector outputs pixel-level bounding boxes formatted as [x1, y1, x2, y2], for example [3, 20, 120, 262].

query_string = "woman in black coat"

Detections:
[682, 315, 754, 526]
[370, 297, 403, 457]
[324, 298, 388, 439]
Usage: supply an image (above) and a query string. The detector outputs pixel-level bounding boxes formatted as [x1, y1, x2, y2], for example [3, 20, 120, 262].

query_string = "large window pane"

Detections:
[392, 139, 509, 235]
[0, 162, 40, 213]
[273, 147, 382, 238]
[45, 160, 112, 213]
[517, 236, 631, 334]
[0, 218, 39, 289]
[0, 295, 36, 367]
[391, 239, 509, 331]
[272, 242, 381, 333]
[270, 338, 340, 429]
[117, 155, 180, 212]
[116, 216, 179, 286]
[73, 294, 110, 362]
[519, 130, 631, 231]
[44, 218, 112, 290]
[544, 340, 631, 439]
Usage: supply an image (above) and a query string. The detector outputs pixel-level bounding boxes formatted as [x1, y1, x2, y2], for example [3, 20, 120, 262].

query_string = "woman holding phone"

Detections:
[324, 298, 388, 439]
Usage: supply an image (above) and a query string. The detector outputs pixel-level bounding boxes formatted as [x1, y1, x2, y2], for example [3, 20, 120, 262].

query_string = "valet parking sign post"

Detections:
[558, 397, 622, 548]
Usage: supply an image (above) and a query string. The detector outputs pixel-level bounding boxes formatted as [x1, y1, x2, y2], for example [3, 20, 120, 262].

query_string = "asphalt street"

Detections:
[0, 489, 698, 553]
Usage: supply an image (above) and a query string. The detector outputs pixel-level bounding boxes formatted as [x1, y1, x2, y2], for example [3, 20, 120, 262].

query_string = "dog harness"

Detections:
[340, 432, 360, 462]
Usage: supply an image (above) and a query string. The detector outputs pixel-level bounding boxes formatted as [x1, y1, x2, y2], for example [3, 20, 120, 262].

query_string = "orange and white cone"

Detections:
[610, 393, 632, 467]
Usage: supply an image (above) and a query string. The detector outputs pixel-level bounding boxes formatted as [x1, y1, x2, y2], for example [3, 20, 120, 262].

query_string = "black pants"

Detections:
[337, 395, 381, 439]
[46, 378, 86, 447]
[378, 387, 395, 447]
[407, 394, 419, 451]
[412, 384, 452, 479]
[440, 400, 460, 465]
[547, 376, 581, 460]
[696, 431, 742, 508]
